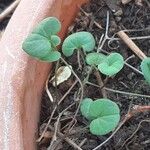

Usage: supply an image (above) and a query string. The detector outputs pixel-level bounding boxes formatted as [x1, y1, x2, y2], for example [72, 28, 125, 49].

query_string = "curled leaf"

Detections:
[51, 65, 72, 86]
[98, 53, 124, 76]
[62, 32, 95, 57]
[22, 17, 61, 62]
[32, 17, 61, 38]
[22, 33, 52, 59]
[51, 35, 61, 47]
[86, 52, 106, 66]
[141, 57, 150, 84]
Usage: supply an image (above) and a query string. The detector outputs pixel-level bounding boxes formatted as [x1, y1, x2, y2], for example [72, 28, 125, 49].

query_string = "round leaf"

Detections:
[86, 52, 106, 66]
[90, 114, 120, 135]
[41, 51, 61, 62]
[51, 35, 61, 47]
[22, 33, 52, 59]
[141, 57, 150, 84]
[80, 98, 93, 120]
[98, 53, 124, 76]
[89, 99, 120, 119]
[32, 17, 61, 38]
[62, 32, 95, 57]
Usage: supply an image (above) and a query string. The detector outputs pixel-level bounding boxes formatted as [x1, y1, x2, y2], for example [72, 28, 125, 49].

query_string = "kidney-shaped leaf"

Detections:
[90, 113, 120, 135]
[80, 98, 120, 135]
[62, 32, 95, 57]
[32, 17, 61, 38]
[22, 17, 62, 62]
[141, 57, 150, 84]
[89, 99, 120, 119]
[86, 52, 106, 66]
[80, 98, 93, 120]
[22, 33, 52, 59]
[51, 35, 61, 47]
[98, 53, 124, 76]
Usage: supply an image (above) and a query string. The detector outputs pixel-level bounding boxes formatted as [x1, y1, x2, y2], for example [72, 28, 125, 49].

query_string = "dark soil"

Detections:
[39, 0, 150, 150]
[0, 0, 13, 30]
[1, 0, 150, 150]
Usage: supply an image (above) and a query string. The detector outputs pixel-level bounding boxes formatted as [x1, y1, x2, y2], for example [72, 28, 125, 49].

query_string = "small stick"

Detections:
[37, 80, 78, 142]
[94, 70, 107, 98]
[79, 7, 103, 29]
[121, 119, 150, 148]
[46, 74, 54, 102]
[86, 82, 150, 99]
[48, 103, 75, 150]
[48, 125, 83, 150]
[117, 30, 147, 60]
[78, 138, 87, 148]
[0, 0, 21, 22]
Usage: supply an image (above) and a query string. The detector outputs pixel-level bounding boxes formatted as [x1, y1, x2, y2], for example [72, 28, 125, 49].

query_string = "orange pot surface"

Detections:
[0, 0, 88, 149]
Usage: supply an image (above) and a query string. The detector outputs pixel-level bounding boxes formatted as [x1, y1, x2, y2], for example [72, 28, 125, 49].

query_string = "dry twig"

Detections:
[37, 80, 78, 142]
[48, 125, 83, 150]
[94, 70, 107, 98]
[0, 0, 20, 22]
[79, 7, 103, 29]
[117, 31, 147, 60]
[48, 103, 75, 150]
[121, 119, 150, 148]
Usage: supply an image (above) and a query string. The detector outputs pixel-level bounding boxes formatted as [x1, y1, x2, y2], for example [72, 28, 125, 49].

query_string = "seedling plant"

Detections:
[22, 17, 149, 138]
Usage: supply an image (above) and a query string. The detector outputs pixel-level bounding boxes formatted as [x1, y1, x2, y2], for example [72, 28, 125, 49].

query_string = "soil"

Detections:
[1, 0, 150, 150]
[0, 0, 13, 30]
[39, 0, 150, 150]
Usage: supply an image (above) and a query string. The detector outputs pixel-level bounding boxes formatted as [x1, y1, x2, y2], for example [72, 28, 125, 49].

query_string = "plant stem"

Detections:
[60, 57, 84, 132]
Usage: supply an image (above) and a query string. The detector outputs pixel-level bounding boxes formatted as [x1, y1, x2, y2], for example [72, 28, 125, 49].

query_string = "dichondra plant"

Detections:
[22, 17, 62, 62]
[22, 17, 95, 63]
[141, 57, 150, 84]
[22, 16, 123, 137]
[80, 98, 120, 135]
[86, 52, 124, 76]
[62, 32, 95, 57]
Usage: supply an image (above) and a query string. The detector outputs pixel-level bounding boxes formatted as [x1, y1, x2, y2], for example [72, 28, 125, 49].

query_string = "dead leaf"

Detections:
[51, 66, 72, 87]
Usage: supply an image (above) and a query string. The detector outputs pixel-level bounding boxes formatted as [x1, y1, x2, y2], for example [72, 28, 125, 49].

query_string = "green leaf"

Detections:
[90, 114, 120, 135]
[32, 17, 61, 38]
[98, 53, 124, 76]
[86, 52, 106, 66]
[80, 98, 120, 135]
[22, 17, 62, 62]
[51, 35, 61, 47]
[62, 32, 95, 57]
[80, 98, 93, 120]
[89, 99, 120, 119]
[41, 51, 61, 62]
[141, 57, 150, 84]
[22, 33, 52, 59]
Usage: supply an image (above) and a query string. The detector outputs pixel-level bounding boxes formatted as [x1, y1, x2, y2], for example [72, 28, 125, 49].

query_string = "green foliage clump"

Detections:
[22, 17, 61, 62]
[98, 53, 124, 76]
[80, 98, 120, 135]
[86, 52, 124, 76]
[22, 17, 123, 137]
[141, 57, 150, 84]
[62, 32, 95, 57]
